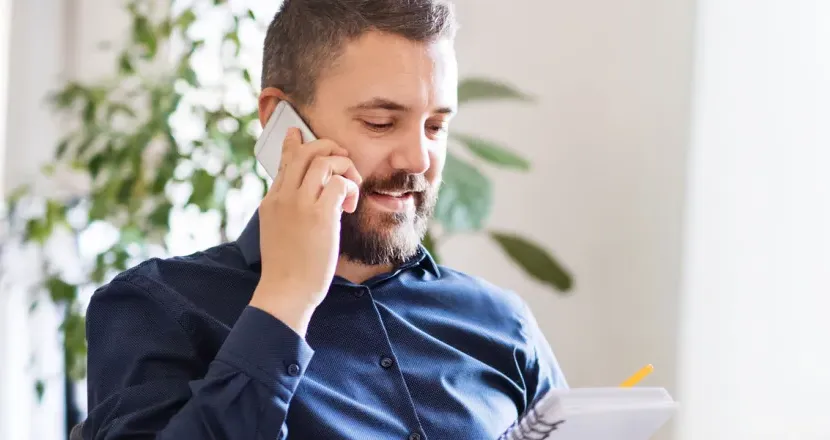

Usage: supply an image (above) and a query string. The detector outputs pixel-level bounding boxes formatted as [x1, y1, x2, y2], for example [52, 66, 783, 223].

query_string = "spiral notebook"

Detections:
[498, 387, 678, 440]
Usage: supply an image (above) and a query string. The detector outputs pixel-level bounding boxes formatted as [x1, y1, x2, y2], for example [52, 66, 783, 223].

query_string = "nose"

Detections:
[390, 133, 431, 175]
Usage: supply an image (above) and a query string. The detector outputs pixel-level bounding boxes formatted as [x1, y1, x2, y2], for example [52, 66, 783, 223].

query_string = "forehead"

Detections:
[315, 31, 458, 111]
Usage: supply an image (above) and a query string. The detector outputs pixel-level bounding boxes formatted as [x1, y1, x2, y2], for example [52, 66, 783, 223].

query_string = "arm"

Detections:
[83, 278, 314, 440]
[519, 300, 569, 406]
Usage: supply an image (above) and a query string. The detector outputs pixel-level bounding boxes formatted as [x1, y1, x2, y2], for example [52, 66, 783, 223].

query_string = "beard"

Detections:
[339, 171, 438, 267]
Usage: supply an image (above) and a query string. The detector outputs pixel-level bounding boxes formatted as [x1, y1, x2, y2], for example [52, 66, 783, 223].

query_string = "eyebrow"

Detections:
[348, 97, 455, 115]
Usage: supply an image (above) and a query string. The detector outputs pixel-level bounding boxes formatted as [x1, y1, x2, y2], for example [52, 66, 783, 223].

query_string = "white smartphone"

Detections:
[254, 100, 317, 179]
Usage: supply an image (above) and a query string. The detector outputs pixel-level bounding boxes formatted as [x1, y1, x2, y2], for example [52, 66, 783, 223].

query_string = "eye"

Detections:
[426, 121, 449, 136]
[362, 120, 393, 132]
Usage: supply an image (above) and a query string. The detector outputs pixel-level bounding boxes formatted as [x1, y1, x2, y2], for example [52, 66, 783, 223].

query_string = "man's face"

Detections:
[289, 32, 458, 266]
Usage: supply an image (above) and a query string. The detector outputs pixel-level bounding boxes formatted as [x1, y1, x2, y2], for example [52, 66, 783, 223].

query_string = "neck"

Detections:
[335, 256, 393, 285]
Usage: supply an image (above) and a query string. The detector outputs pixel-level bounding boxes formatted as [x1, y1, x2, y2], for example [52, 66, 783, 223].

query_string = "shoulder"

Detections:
[432, 265, 537, 337]
[88, 242, 253, 322]
[436, 265, 526, 305]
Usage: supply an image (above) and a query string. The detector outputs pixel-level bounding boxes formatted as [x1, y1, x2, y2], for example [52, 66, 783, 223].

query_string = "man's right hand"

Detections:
[249, 127, 362, 336]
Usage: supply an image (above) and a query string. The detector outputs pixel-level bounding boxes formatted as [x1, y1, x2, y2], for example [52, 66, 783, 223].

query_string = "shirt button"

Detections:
[353, 289, 364, 298]
[287, 363, 301, 376]
[408, 433, 421, 440]
[380, 356, 394, 369]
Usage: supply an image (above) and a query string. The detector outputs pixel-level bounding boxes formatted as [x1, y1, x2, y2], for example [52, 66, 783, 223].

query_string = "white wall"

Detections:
[444, 0, 695, 399]
[1, 1, 70, 439]
[0, 0, 12, 433]
[677, 1, 830, 439]
[0, 0, 133, 438]
[0, 0, 9, 193]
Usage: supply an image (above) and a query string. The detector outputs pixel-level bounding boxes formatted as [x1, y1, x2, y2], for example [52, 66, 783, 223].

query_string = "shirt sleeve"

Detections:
[518, 299, 569, 407]
[83, 278, 314, 440]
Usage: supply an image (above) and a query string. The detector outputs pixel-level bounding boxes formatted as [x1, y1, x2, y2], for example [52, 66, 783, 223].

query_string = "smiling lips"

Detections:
[367, 190, 416, 212]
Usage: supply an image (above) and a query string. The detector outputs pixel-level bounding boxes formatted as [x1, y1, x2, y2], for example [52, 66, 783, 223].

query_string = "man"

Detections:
[83, 0, 567, 439]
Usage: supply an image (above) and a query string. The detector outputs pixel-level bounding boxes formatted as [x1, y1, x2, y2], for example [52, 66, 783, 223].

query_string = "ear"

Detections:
[258, 87, 290, 127]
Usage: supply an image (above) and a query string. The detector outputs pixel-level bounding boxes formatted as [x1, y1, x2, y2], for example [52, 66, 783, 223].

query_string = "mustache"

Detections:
[361, 172, 431, 193]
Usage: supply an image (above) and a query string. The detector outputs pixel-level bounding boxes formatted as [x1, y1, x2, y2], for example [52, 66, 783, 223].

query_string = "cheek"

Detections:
[347, 145, 386, 181]
[426, 147, 446, 184]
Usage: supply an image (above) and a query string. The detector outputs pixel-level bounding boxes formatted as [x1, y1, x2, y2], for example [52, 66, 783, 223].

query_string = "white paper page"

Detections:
[502, 388, 678, 440]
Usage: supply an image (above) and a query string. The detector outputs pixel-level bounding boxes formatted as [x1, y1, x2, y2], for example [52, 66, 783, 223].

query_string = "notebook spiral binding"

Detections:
[498, 397, 565, 440]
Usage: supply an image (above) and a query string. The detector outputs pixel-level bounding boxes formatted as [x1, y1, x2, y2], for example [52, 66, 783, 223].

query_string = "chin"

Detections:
[368, 220, 422, 253]
[339, 215, 426, 266]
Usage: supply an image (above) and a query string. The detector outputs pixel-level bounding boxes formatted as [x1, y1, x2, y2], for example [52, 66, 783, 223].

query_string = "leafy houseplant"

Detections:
[2, 0, 572, 398]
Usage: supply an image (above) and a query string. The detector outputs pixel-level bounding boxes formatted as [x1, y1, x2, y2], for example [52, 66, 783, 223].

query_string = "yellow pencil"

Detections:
[619, 364, 654, 387]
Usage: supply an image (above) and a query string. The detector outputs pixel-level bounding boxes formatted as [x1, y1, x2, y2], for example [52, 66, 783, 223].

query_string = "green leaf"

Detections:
[55, 139, 70, 159]
[82, 100, 98, 124]
[119, 226, 143, 246]
[450, 133, 531, 171]
[34, 380, 45, 403]
[246, 9, 256, 20]
[112, 247, 130, 271]
[29, 300, 39, 313]
[89, 190, 113, 221]
[91, 253, 107, 283]
[434, 151, 492, 232]
[223, 31, 241, 55]
[51, 82, 85, 108]
[23, 200, 67, 243]
[158, 19, 173, 37]
[148, 201, 172, 228]
[176, 10, 197, 29]
[113, 103, 137, 118]
[188, 39, 205, 56]
[457, 78, 532, 105]
[45, 200, 67, 229]
[180, 64, 198, 86]
[25, 219, 50, 244]
[62, 309, 87, 381]
[116, 176, 137, 203]
[228, 127, 256, 164]
[76, 131, 99, 157]
[133, 15, 157, 58]
[88, 153, 107, 179]
[5, 184, 29, 219]
[489, 231, 573, 292]
[46, 277, 77, 303]
[118, 52, 134, 75]
[188, 169, 216, 211]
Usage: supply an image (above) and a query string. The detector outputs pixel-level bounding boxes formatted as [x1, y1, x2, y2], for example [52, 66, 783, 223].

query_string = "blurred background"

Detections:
[0, 0, 827, 439]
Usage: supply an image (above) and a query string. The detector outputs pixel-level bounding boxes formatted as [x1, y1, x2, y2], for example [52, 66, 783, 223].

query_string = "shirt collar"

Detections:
[236, 210, 440, 278]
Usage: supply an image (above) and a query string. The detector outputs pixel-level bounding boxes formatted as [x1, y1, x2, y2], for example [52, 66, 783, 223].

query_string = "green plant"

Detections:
[1, 0, 572, 398]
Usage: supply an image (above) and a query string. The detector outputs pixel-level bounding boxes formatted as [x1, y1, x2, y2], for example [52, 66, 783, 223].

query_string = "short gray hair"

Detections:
[261, 0, 458, 105]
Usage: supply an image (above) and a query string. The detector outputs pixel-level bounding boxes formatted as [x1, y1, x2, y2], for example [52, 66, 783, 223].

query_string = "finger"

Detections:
[318, 175, 360, 214]
[299, 155, 362, 200]
[271, 128, 302, 192]
[281, 138, 350, 190]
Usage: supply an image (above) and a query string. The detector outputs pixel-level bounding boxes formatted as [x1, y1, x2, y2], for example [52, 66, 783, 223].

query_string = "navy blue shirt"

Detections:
[83, 212, 568, 440]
